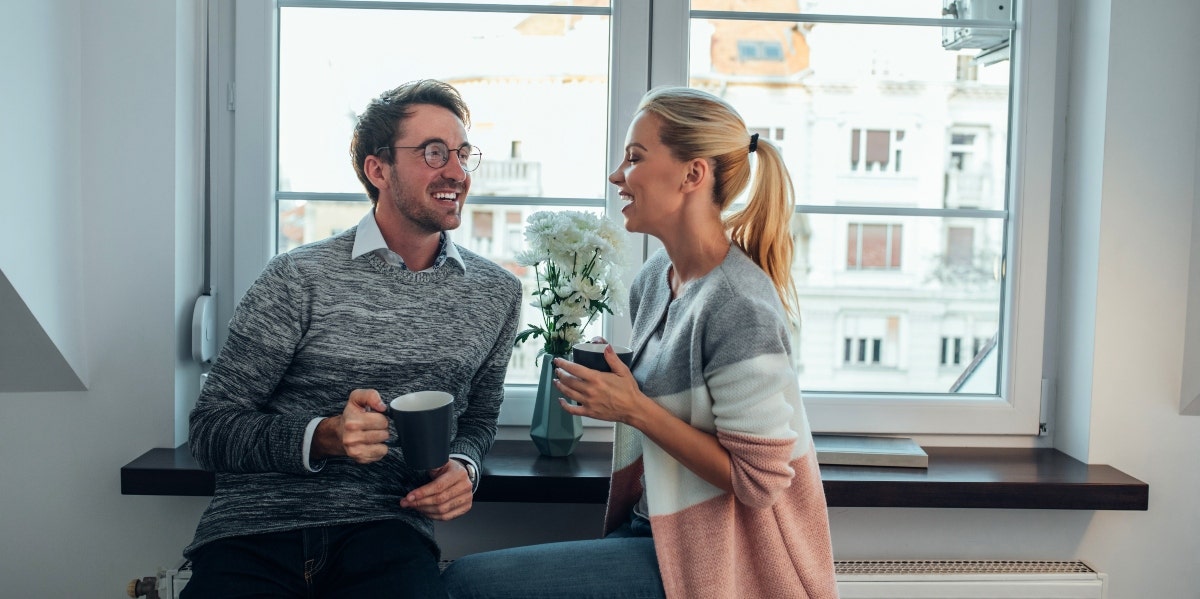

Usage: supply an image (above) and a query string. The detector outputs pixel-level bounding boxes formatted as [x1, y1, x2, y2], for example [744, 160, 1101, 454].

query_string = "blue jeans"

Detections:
[441, 515, 665, 599]
[181, 520, 446, 598]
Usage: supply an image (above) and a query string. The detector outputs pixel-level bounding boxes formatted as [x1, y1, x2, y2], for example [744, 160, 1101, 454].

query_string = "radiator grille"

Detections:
[835, 560, 1097, 576]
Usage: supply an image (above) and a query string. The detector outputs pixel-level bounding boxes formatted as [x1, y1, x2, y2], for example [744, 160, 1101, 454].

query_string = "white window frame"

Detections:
[211, 0, 1060, 438]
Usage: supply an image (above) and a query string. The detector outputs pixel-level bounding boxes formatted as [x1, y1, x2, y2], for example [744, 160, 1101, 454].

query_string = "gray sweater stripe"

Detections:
[630, 247, 792, 398]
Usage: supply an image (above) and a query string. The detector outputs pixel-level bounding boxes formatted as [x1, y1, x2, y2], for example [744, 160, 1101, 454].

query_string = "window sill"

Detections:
[121, 441, 1147, 510]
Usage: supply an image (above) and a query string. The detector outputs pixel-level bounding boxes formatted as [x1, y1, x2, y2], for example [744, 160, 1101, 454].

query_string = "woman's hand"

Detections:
[556, 345, 736, 493]
[552, 345, 644, 425]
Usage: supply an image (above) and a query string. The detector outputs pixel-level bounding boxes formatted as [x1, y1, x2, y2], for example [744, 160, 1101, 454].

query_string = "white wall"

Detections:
[1184, 110, 1200, 415]
[1076, 0, 1200, 595]
[1, 0, 1198, 597]
[1053, 0, 1108, 460]
[0, 1, 209, 596]
[0, 1, 87, 389]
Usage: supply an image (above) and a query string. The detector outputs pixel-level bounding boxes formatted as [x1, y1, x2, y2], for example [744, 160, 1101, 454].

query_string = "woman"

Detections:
[442, 87, 838, 599]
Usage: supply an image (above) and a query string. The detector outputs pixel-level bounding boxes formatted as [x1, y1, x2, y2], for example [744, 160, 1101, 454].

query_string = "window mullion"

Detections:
[604, 0, 654, 348]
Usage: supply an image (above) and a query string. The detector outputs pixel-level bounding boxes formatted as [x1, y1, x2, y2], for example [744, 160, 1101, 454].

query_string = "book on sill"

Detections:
[812, 434, 929, 469]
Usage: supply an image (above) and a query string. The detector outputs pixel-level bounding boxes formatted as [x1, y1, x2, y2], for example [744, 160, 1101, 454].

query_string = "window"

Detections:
[469, 211, 494, 256]
[847, 223, 902, 270]
[850, 128, 905, 173]
[945, 126, 992, 208]
[737, 40, 785, 61]
[955, 54, 979, 81]
[946, 226, 975, 267]
[939, 335, 992, 367]
[216, 0, 1058, 436]
[841, 315, 899, 369]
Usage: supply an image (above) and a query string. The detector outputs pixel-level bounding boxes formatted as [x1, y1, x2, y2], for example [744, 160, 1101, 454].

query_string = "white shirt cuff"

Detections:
[450, 453, 479, 493]
[302, 416, 326, 473]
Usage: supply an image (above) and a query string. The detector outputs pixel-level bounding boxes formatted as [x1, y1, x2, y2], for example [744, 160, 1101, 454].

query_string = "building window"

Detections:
[940, 336, 963, 366]
[955, 54, 978, 81]
[470, 209, 494, 255]
[504, 210, 523, 255]
[737, 40, 785, 61]
[748, 126, 785, 142]
[944, 126, 990, 208]
[850, 128, 905, 173]
[845, 337, 882, 365]
[847, 223, 902, 270]
[841, 315, 900, 368]
[946, 226, 975, 268]
[940, 335, 992, 366]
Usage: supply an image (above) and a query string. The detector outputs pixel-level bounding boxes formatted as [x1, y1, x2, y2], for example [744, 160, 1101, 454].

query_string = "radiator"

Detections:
[835, 560, 1107, 599]
[135, 559, 1107, 598]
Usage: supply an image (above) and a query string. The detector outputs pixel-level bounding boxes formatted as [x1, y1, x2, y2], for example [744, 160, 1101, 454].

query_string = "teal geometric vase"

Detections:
[530, 353, 582, 457]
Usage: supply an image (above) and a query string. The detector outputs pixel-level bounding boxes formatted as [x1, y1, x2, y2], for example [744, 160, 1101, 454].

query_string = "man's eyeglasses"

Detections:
[376, 141, 483, 172]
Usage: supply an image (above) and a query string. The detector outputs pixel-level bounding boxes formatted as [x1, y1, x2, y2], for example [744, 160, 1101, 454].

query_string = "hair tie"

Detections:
[749, 133, 759, 153]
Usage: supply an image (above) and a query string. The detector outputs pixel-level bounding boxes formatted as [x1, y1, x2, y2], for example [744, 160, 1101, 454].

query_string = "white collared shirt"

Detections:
[350, 208, 466, 273]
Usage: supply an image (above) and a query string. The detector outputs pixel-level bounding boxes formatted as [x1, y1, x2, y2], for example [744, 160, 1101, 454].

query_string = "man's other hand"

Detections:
[400, 460, 473, 521]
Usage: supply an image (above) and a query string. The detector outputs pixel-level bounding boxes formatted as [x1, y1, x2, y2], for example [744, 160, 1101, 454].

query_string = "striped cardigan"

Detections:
[605, 246, 838, 599]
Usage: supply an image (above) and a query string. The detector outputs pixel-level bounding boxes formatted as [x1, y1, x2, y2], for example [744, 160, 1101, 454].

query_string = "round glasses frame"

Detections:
[376, 141, 483, 172]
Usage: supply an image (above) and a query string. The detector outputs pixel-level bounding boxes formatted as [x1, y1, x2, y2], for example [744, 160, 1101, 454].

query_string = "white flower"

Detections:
[573, 275, 604, 301]
[529, 289, 556, 309]
[562, 326, 583, 345]
[552, 296, 591, 320]
[514, 210, 629, 355]
[514, 248, 544, 268]
[606, 277, 627, 316]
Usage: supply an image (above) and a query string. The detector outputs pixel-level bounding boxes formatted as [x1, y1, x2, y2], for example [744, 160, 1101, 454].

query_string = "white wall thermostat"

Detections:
[191, 294, 216, 363]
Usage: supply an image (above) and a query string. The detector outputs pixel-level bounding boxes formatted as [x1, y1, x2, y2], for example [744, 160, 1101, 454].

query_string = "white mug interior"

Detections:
[390, 390, 453, 412]
[573, 342, 631, 355]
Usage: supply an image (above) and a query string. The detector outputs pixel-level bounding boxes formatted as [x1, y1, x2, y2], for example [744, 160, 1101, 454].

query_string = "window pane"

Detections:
[946, 226, 975, 266]
[278, 199, 367, 253]
[865, 130, 890, 167]
[795, 213, 1003, 393]
[356, 0, 608, 5]
[692, 0, 1013, 22]
[689, 20, 1011, 210]
[860, 223, 889, 268]
[691, 0, 998, 20]
[278, 7, 611, 199]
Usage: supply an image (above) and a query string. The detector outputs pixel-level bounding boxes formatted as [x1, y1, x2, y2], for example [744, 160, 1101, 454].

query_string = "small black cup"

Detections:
[572, 342, 633, 372]
[385, 391, 453, 471]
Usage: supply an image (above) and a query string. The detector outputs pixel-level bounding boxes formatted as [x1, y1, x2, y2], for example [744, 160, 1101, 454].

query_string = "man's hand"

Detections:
[311, 389, 391, 463]
[399, 460, 474, 521]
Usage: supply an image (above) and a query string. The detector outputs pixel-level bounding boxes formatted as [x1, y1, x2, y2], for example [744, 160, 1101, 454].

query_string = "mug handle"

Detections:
[380, 404, 401, 447]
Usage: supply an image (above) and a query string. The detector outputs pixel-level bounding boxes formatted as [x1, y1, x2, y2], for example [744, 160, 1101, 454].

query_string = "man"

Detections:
[182, 80, 522, 598]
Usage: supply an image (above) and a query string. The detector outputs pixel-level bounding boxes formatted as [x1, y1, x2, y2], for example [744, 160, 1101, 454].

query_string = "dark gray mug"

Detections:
[385, 391, 453, 471]
[572, 342, 633, 372]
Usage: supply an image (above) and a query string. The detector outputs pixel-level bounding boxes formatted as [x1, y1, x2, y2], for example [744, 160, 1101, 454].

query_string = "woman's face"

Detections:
[608, 111, 689, 236]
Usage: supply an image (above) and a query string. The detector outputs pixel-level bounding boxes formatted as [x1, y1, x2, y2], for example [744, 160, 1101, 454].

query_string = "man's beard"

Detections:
[387, 171, 463, 234]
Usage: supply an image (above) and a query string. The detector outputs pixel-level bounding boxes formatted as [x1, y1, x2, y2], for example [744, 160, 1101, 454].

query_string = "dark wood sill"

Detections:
[121, 440, 1148, 510]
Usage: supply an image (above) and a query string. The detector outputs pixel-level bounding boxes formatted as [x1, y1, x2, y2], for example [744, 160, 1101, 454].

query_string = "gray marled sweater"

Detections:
[184, 227, 522, 558]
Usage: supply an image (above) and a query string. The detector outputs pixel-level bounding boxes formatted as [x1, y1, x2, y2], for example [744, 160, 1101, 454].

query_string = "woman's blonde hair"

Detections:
[637, 86, 798, 318]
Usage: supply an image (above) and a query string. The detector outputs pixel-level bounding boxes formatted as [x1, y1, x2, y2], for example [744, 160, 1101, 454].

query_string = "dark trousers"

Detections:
[181, 520, 447, 599]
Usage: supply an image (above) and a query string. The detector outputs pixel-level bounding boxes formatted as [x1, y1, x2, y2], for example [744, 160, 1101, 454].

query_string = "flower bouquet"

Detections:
[513, 210, 627, 457]
[514, 210, 628, 359]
